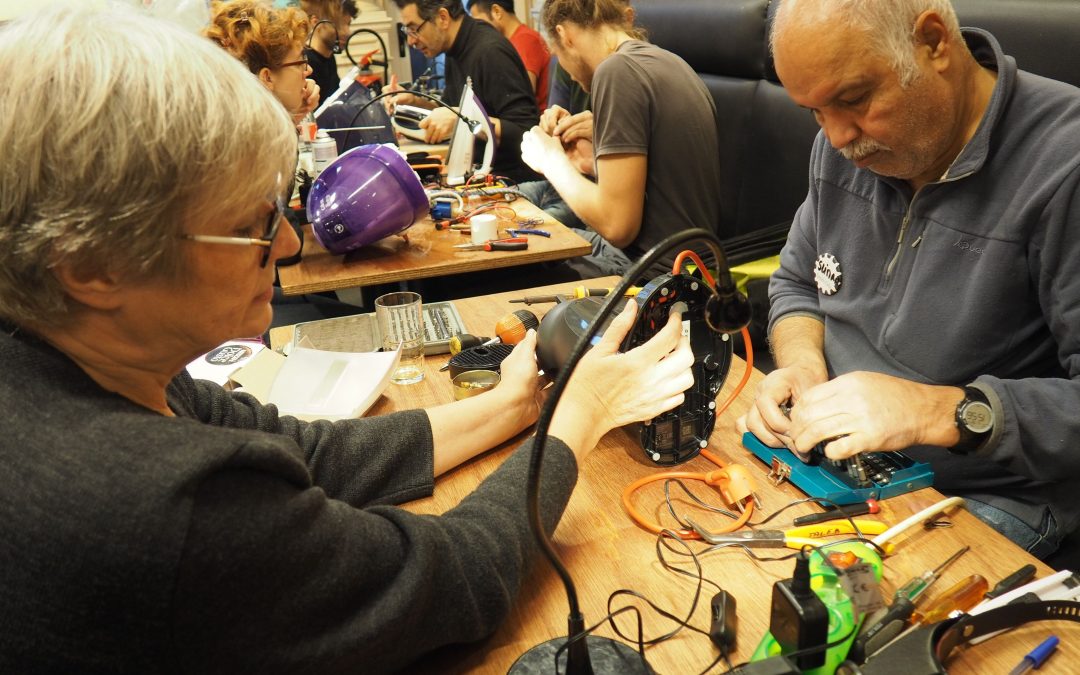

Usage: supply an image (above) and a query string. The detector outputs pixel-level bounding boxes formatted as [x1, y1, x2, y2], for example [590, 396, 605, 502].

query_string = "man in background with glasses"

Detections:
[387, 0, 540, 183]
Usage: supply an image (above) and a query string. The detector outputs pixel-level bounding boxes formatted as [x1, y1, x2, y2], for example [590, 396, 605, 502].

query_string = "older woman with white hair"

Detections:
[0, 4, 695, 673]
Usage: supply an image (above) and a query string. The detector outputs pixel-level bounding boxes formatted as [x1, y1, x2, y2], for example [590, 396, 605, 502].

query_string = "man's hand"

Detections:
[382, 74, 417, 114]
[539, 104, 571, 135]
[738, 365, 827, 451]
[418, 106, 456, 143]
[782, 372, 964, 460]
[565, 138, 595, 176]
[521, 125, 573, 177]
[551, 110, 593, 145]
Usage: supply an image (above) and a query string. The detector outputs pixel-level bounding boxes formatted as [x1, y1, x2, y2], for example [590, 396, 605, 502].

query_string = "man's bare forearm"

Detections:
[770, 315, 828, 381]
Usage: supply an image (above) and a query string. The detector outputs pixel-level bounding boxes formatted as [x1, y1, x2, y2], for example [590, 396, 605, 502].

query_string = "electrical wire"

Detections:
[424, 189, 463, 211]
[341, 88, 479, 151]
[603, 530, 736, 675]
[525, 228, 738, 647]
[622, 468, 755, 539]
[871, 496, 965, 549]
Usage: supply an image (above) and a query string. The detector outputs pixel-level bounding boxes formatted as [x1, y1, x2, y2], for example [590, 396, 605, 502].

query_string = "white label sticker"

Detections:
[839, 563, 885, 614]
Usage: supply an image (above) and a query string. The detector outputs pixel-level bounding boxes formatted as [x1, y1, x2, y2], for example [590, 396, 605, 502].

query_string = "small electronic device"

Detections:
[292, 300, 466, 356]
[445, 78, 495, 186]
[391, 104, 431, 143]
[537, 272, 734, 465]
[742, 432, 934, 505]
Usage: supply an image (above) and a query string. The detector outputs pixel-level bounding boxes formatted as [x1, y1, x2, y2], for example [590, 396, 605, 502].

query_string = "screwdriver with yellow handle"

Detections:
[509, 285, 642, 306]
[912, 574, 989, 625]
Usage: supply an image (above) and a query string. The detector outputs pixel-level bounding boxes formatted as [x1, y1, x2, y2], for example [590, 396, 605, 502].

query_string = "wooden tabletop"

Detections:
[269, 277, 1078, 674]
[276, 197, 591, 296]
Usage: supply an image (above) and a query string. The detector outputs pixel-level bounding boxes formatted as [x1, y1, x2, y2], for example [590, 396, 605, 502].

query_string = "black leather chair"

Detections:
[632, 0, 1080, 569]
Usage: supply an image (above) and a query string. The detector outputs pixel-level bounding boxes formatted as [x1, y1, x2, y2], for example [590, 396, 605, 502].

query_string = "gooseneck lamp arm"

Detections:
[341, 88, 480, 150]
[519, 228, 747, 674]
[345, 27, 389, 70]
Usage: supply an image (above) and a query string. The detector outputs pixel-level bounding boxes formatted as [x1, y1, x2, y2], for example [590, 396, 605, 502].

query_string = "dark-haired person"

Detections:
[521, 0, 722, 279]
[301, 0, 358, 106]
[388, 0, 540, 183]
[468, 0, 550, 111]
[0, 4, 696, 672]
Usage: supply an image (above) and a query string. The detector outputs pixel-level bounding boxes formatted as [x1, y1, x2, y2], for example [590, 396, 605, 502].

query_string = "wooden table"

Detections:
[277, 197, 591, 296]
[270, 278, 1078, 674]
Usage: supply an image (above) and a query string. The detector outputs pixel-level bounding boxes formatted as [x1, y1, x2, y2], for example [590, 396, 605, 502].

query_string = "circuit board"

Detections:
[742, 432, 934, 505]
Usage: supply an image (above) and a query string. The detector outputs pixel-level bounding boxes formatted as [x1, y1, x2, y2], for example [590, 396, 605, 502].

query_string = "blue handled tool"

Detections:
[1009, 635, 1059, 675]
[506, 228, 550, 237]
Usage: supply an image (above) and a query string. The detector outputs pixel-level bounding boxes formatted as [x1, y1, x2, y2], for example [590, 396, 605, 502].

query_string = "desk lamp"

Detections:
[306, 144, 429, 255]
[508, 228, 750, 674]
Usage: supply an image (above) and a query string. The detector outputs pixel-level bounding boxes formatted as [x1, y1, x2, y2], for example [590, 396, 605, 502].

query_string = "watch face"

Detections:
[961, 401, 994, 434]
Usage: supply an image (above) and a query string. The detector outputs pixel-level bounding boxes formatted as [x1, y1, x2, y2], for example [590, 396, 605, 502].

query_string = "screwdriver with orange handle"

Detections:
[912, 574, 989, 625]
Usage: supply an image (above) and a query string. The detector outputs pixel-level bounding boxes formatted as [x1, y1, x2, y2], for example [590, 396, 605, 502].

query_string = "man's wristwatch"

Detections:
[951, 386, 994, 455]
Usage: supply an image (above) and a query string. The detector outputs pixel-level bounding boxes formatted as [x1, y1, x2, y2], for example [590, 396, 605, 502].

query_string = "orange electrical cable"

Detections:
[716, 325, 753, 417]
[672, 250, 717, 287]
[621, 466, 755, 540]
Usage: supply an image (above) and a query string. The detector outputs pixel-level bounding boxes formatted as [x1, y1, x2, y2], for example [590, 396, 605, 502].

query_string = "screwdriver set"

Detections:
[292, 301, 466, 355]
[742, 432, 935, 505]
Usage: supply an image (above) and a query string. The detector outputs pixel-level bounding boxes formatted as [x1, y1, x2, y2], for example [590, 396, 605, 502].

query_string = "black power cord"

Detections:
[509, 228, 749, 674]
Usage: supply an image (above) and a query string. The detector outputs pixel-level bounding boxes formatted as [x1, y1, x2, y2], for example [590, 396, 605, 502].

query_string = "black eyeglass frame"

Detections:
[179, 170, 296, 268]
[276, 55, 310, 69]
[403, 18, 429, 38]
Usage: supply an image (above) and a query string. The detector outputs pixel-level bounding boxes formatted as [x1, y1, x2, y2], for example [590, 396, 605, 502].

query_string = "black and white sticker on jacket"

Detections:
[814, 253, 842, 295]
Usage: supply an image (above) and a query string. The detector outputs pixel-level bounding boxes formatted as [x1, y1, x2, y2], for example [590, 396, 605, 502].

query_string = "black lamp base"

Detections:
[507, 635, 653, 675]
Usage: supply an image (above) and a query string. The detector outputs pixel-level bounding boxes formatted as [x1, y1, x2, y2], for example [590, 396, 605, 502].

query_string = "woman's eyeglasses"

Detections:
[179, 174, 295, 268]
[277, 55, 309, 70]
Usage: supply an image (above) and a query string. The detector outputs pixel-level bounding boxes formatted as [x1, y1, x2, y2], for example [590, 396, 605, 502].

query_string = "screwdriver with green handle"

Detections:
[849, 545, 969, 662]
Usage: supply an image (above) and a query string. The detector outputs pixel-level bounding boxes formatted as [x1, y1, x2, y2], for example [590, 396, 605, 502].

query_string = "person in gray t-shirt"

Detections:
[521, 0, 722, 280]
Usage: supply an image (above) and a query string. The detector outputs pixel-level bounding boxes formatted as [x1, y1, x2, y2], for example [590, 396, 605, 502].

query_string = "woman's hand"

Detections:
[428, 331, 544, 476]
[550, 300, 695, 458]
[291, 78, 320, 124]
[494, 329, 546, 433]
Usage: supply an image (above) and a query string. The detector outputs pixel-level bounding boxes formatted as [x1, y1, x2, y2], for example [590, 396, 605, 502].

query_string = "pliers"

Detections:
[687, 518, 888, 550]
